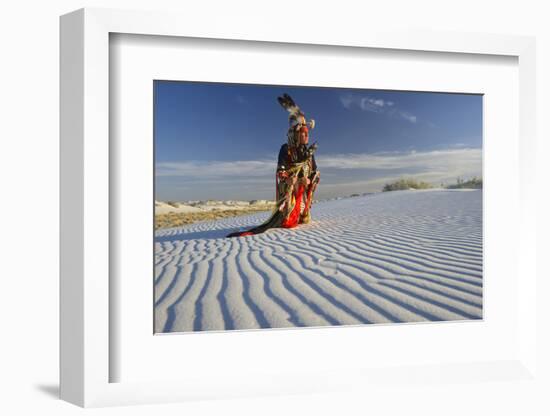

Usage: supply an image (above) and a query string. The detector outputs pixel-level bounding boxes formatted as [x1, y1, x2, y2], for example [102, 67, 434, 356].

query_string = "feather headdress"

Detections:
[277, 93, 315, 131]
[277, 93, 315, 147]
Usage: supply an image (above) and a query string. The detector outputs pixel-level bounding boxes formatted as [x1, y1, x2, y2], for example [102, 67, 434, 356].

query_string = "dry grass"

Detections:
[155, 206, 274, 230]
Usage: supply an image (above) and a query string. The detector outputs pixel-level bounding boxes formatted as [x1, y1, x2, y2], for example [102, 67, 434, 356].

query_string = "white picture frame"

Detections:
[60, 7, 538, 408]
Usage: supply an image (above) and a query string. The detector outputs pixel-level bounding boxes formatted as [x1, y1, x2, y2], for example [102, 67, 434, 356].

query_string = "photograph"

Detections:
[154, 81, 483, 333]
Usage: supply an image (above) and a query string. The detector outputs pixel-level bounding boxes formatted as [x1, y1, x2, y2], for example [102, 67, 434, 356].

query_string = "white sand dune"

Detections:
[155, 199, 274, 215]
[154, 189, 482, 333]
[154, 201, 202, 215]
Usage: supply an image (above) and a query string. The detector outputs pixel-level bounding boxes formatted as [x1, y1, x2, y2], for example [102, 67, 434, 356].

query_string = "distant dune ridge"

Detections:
[155, 199, 275, 229]
[155, 199, 273, 215]
[154, 189, 483, 333]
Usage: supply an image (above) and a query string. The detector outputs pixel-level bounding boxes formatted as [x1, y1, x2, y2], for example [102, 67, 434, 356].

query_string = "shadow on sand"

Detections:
[155, 225, 255, 243]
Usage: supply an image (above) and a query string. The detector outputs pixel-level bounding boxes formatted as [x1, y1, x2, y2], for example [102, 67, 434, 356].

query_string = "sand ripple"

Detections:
[155, 189, 483, 332]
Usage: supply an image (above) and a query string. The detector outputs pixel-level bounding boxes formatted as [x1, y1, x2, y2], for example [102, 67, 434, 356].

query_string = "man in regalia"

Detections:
[227, 94, 320, 237]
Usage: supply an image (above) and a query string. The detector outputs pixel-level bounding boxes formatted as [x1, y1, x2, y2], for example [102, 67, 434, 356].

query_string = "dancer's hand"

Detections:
[298, 177, 310, 186]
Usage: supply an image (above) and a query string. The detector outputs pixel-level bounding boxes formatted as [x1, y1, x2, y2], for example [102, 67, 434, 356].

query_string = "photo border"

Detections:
[60, 7, 537, 407]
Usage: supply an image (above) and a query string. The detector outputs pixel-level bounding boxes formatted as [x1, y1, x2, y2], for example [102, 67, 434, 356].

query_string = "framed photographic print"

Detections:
[60, 7, 538, 408]
[153, 80, 484, 334]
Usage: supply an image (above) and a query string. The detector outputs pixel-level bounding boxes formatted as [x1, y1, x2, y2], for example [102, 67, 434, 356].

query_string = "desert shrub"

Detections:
[382, 178, 433, 192]
[446, 176, 483, 189]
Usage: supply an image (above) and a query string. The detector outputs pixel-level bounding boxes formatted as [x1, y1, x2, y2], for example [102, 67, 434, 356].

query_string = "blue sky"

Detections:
[155, 81, 482, 201]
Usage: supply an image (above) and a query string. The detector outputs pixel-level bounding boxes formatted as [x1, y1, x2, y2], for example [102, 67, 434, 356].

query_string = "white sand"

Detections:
[154, 189, 482, 333]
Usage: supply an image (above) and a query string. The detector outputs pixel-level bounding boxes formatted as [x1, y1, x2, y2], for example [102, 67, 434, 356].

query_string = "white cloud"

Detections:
[156, 159, 276, 178]
[340, 93, 416, 123]
[398, 111, 417, 123]
[340, 95, 354, 109]
[157, 148, 482, 199]
[340, 94, 395, 112]
[158, 148, 481, 181]
[317, 148, 481, 173]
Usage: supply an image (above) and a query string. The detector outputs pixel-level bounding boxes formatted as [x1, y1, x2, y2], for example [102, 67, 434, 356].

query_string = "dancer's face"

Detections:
[298, 126, 309, 145]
